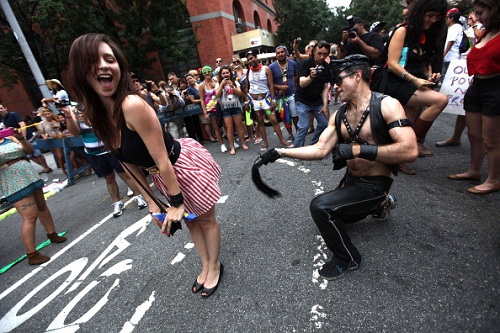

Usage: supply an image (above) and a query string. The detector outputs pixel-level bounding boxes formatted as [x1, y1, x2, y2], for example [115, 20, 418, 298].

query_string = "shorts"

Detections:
[464, 75, 500, 116]
[221, 107, 242, 118]
[283, 94, 298, 117]
[208, 111, 218, 120]
[87, 152, 124, 178]
[251, 96, 271, 111]
[199, 113, 210, 124]
[384, 71, 418, 106]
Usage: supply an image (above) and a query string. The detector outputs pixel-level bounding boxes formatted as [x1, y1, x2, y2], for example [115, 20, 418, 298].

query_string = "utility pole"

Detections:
[0, 0, 53, 100]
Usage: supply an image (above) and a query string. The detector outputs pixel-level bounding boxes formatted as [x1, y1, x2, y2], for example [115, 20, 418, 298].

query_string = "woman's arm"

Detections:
[121, 95, 185, 233]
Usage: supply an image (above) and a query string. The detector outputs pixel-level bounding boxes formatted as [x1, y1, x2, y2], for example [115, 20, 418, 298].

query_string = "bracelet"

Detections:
[280, 148, 286, 157]
[65, 116, 73, 119]
[170, 192, 184, 208]
[401, 71, 409, 79]
[409, 76, 415, 83]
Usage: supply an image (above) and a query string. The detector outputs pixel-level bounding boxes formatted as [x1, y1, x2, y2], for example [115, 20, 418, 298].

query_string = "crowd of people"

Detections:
[0, 0, 498, 299]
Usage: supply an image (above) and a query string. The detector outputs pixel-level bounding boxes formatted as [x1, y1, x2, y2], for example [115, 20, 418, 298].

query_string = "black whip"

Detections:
[251, 157, 281, 198]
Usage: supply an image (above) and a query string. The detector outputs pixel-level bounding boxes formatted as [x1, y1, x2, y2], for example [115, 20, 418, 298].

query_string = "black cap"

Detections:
[331, 54, 370, 76]
[347, 15, 363, 24]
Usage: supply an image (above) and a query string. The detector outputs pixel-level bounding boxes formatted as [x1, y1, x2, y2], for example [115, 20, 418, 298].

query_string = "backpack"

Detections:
[459, 31, 470, 54]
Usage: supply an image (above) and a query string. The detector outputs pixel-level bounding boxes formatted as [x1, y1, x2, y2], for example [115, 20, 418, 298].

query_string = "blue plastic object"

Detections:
[152, 212, 196, 222]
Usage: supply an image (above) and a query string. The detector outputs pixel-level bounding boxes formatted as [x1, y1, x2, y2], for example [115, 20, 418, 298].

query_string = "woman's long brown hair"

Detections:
[67, 33, 137, 151]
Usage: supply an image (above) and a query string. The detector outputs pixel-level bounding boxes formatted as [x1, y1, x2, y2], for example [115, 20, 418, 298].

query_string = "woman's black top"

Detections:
[116, 123, 180, 168]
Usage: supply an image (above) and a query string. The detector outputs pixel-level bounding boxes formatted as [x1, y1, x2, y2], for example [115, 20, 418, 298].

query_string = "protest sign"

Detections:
[439, 58, 472, 116]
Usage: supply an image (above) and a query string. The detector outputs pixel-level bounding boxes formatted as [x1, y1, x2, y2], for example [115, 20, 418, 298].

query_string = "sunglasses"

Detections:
[334, 71, 356, 86]
[232, 61, 240, 65]
[215, 60, 222, 63]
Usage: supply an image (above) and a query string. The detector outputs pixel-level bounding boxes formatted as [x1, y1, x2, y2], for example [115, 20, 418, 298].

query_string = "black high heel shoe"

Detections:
[192, 278, 204, 293]
[201, 263, 224, 298]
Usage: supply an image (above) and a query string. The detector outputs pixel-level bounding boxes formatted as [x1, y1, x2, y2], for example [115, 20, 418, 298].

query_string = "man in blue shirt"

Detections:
[269, 45, 300, 142]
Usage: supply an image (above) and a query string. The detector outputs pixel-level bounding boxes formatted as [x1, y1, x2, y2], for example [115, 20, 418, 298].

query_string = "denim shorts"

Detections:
[87, 152, 124, 178]
[221, 107, 243, 118]
[464, 75, 500, 116]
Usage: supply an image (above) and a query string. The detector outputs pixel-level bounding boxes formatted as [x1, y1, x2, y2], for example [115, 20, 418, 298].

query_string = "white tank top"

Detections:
[248, 66, 269, 94]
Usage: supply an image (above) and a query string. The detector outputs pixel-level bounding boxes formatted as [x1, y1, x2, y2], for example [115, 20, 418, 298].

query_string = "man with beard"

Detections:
[269, 45, 300, 141]
[256, 55, 418, 280]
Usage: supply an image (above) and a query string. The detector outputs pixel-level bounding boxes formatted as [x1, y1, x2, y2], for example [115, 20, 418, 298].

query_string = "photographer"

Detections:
[41, 79, 69, 107]
[159, 85, 186, 139]
[337, 16, 384, 64]
[294, 41, 332, 147]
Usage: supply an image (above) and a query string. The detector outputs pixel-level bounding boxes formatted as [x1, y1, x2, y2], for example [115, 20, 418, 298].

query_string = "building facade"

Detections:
[0, 0, 277, 118]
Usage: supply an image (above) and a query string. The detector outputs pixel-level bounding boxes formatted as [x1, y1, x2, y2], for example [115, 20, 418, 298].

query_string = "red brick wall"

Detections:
[1, 0, 277, 115]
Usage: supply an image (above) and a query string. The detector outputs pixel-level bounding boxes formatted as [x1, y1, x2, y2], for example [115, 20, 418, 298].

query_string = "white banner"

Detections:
[439, 58, 472, 116]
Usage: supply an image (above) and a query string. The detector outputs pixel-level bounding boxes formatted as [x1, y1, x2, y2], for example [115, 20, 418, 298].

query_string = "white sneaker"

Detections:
[135, 195, 147, 210]
[220, 144, 228, 153]
[234, 142, 240, 149]
[112, 201, 124, 217]
[127, 187, 133, 197]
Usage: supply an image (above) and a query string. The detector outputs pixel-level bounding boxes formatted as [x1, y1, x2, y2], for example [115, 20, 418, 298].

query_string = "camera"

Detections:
[316, 66, 325, 74]
[348, 28, 358, 38]
[146, 81, 152, 91]
[54, 99, 71, 108]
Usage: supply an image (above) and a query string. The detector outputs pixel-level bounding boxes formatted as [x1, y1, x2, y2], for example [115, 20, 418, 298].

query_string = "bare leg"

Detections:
[223, 116, 236, 154]
[233, 114, 249, 150]
[14, 195, 39, 253]
[184, 206, 221, 288]
[472, 114, 500, 191]
[32, 188, 57, 235]
[436, 115, 466, 145]
[104, 172, 121, 202]
[450, 112, 484, 178]
[255, 111, 269, 148]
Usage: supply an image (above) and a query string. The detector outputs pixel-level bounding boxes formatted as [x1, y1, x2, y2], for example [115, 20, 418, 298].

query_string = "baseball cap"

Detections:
[370, 21, 386, 33]
[347, 16, 363, 24]
[447, 7, 459, 17]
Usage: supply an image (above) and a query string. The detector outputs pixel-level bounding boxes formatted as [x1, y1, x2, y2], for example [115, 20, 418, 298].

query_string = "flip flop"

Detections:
[467, 184, 500, 194]
[254, 137, 263, 144]
[260, 146, 268, 152]
[448, 173, 481, 181]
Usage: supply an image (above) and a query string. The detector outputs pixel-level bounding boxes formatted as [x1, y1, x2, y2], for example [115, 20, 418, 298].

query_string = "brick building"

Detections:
[0, 0, 277, 118]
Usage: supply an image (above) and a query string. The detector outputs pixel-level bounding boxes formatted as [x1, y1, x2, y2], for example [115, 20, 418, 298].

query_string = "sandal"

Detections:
[260, 145, 268, 152]
[254, 137, 263, 144]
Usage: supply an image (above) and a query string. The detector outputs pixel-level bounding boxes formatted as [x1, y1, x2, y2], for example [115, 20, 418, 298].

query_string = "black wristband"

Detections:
[170, 192, 184, 207]
[359, 145, 378, 161]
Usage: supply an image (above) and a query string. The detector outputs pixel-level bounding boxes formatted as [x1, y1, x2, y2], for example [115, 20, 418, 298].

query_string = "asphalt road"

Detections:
[0, 110, 498, 333]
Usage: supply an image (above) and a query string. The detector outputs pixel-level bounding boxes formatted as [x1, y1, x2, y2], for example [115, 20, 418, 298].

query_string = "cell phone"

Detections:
[0, 128, 15, 139]
[146, 81, 152, 91]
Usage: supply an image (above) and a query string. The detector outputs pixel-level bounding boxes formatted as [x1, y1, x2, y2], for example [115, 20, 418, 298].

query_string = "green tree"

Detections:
[0, 0, 196, 90]
[273, 0, 334, 48]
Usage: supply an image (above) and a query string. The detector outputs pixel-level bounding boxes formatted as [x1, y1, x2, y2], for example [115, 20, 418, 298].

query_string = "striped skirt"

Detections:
[151, 138, 221, 217]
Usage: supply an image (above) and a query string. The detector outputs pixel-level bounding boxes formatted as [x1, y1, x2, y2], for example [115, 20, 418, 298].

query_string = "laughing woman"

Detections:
[66, 33, 223, 298]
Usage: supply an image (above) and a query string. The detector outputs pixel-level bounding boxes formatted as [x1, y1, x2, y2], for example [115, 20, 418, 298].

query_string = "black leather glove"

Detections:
[331, 144, 354, 164]
[259, 149, 281, 165]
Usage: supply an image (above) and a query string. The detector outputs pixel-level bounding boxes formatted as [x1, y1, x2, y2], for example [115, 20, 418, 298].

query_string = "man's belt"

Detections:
[250, 93, 267, 100]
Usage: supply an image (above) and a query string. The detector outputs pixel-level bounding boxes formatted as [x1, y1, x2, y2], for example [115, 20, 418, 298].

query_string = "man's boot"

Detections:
[27, 251, 50, 265]
[47, 232, 67, 243]
[413, 118, 434, 157]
